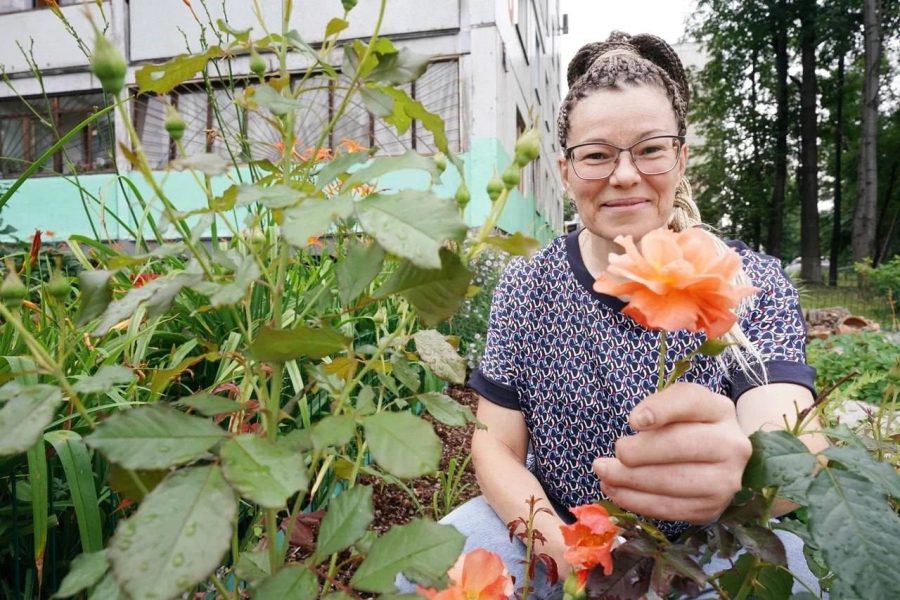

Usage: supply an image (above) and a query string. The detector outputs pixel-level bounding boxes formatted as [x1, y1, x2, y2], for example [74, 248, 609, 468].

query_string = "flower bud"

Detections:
[164, 105, 186, 141]
[250, 49, 266, 78]
[486, 172, 504, 201]
[455, 183, 470, 208]
[514, 127, 541, 163]
[47, 269, 71, 301]
[433, 151, 447, 173]
[0, 267, 27, 309]
[90, 34, 127, 96]
[501, 164, 520, 189]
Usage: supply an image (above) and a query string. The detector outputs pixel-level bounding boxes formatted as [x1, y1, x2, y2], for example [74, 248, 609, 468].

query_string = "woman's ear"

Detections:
[679, 142, 689, 179]
[558, 154, 570, 193]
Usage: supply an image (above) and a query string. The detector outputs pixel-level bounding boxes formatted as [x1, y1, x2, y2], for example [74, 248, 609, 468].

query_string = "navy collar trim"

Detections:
[564, 228, 626, 312]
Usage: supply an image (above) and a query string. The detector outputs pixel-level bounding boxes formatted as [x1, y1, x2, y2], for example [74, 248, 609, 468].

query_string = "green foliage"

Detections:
[856, 254, 900, 299]
[807, 332, 900, 404]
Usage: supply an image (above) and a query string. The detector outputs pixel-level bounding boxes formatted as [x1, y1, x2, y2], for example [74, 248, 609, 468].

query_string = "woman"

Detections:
[407, 32, 826, 597]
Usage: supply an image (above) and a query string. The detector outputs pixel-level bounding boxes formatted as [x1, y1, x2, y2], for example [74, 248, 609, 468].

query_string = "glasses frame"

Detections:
[565, 134, 686, 180]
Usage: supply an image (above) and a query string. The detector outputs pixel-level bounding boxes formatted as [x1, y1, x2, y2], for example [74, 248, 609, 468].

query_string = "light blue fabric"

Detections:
[396, 496, 823, 599]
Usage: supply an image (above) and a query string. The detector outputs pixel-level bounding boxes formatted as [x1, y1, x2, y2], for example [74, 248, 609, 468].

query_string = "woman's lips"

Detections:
[602, 198, 649, 211]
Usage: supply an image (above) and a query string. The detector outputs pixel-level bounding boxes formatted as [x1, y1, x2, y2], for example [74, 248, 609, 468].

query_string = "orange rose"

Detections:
[418, 549, 514, 600]
[593, 227, 758, 339]
[560, 504, 620, 576]
[340, 138, 367, 153]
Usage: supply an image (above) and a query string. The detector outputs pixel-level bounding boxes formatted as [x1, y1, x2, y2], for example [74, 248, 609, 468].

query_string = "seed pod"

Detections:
[501, 164, 520, 189]
[433, 151, 448, 173]
[454, 183, 470, 208]
[514, 127, 540, 163]
[250, 49, 266, 78]
[486, 172, 504, 201]
[90, 34, 127, 96]
[164, 105, 186, 141]
[0, 267, 27, 309]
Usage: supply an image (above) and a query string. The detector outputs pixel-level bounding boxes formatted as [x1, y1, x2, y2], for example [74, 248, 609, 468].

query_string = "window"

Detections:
[0, 0, 89, 15]
[133, 60, 461, 166]
[0, 92, 114, 178]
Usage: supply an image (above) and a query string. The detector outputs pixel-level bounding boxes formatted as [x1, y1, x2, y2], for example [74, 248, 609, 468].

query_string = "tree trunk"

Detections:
[799, 0, 821, 282]
[766, 0, 789, 259]
[852, 0, 881, 266]
[750, 47, 763, 251]
[874, 160, 897, 264]
[829, 53, 845, 287]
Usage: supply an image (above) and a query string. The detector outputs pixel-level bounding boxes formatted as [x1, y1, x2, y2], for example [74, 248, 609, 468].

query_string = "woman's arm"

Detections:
[471, 395, 573, 577]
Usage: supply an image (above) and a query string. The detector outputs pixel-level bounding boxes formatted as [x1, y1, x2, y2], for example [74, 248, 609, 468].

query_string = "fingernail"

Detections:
[632, 408, 654, 429]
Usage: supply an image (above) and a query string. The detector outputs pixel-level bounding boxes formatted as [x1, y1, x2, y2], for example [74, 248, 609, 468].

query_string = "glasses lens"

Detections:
[571, 143, 617, 179]
[632, 136, 680, 175]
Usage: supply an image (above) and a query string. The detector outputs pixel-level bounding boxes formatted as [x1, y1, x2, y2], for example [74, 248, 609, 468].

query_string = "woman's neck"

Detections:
[578, 229, 619, 277]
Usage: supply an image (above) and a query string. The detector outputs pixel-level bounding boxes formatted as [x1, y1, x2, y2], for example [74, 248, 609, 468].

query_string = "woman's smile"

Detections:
[601, 197, 650, 211]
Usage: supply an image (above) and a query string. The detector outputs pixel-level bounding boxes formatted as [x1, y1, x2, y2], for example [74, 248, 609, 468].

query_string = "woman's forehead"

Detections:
[567, 85, 678, 144]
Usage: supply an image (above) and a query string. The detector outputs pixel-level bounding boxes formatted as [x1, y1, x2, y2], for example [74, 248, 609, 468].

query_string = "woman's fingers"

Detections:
[597, 481, 729, 524]
[612, 422, 752, 466]
[628, 382, 737, 431]
[593, 457, 742, 499]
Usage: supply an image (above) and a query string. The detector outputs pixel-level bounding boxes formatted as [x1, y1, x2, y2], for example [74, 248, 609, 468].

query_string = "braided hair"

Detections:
[560, 32, 766, 382]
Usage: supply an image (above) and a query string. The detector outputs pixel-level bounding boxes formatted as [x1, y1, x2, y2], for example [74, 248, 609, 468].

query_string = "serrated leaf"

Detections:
[726, 523, 786, 566]
[310, 415, 356, 452]
[85, 406, 226, 469]
[808, 468, 900, 598]
[413, 330, 466, 385]
[73, 366, 135, 394]
[366, 47, 430, 85]
[0, 382, 64, 456]
[248, 325, 349, 362]
[220, 435, 308, 508]
[107, 466, 236, 600]
[315, 485, 374, 558]
[362, 413, 441, 479]
[416, 393, 475, 427]
[356, 385, 376, 416]
[350, 519, 464, 592]
[234, 549, 270, 585]
[391, 356, 420, 392]
[378, 86, 448, 154]
[281, 195, 354, 248]
[360, 86, 395, 117]
[313, 150, 370, 192]
[375, 250, 472, 325]
[344, 151, 439, 188]
[178, 393, 243, 416]
[135, 48, 224, 94]
[92, 271, 203, 336]
[484, 232, 541, 258]
[255, 565, 317, 599]
[171, 152, 230, 176]
[76, 270, 114, 326]
[235, 184, 304, 209]
[823, 446, 900, 498]
[53, 551, 109, 598]
[253, 84, 303, 115]
[718, 554, 792, 600]
[192, 254, 260, 306]
[337, 239, 385, 305]
[743, 430, 816, 503]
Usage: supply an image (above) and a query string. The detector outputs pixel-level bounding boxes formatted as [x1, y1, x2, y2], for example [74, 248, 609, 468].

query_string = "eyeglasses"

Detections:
[565, 135, 685, 180]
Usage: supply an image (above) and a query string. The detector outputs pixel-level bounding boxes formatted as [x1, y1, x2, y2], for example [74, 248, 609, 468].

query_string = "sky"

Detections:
[558, 0, 698, 90]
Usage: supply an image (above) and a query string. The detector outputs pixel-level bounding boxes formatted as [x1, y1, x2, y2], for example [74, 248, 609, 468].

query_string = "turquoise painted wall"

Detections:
[0, 139, 557, 246]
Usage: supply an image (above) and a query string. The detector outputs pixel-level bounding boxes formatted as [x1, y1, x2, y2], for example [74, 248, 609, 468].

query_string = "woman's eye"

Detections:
[637, 144, 666, 156]
[581, 149, 613, 162]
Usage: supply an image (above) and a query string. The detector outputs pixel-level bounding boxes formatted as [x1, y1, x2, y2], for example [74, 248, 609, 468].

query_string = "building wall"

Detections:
[0, 0, 564, 246]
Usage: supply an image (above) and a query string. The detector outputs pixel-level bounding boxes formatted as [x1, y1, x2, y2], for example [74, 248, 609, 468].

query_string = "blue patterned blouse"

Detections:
[468, 228, 816, 537]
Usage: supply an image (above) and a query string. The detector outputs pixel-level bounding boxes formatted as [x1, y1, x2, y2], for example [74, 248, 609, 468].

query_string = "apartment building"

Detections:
[0, 0, 565, 244]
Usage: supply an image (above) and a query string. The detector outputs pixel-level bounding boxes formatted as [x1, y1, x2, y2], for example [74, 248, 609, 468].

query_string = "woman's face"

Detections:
[559, 85, 688, 246]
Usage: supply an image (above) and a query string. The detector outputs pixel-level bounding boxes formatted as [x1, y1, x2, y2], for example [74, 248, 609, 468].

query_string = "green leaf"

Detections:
[413, 330, 466, 385]
[27, 441, 49, 572]
[823, 446, 900, 498]
[356, 191, 466, 270]
[220, 435, 308, 508]
[192, 254, 261, 306]
[717, 554, 792, 600]
[234, 548, 270, 585]
[171, 152, 231, 176]
[53, 551, 109, 598]
[807, 468, 900, 598]
[356, 385, 376, 416]
[743, 430, 816, 503]
[107, 466, 237, 600]
[253, 84, 303, 115]
[92, 271, 203, 336]
[362, 413, 441, 479]
[45, 430, 103, 552]
[484, 232, 541, 258]
[235, 184, 304, 209]
[416, 393, 475, 427]
[350, 519, 465, 593]
[215, 18, 251, 42]
[107, 465, 167, 502]
[313, 150, 370, 192]
[315, 485, 374, 558]
[344, 151, 439, 188]
[375, 250, 473, 325]
[85, 406, 226, 469]
[696, 338, 731, 356]
[310, 415, 356, 452]
[281, 195, 354, 248]
[360, 86, 395, 117]
[0, 382, 64, 456]
[73, 365, 135, 394]
[249, 325, 349, 362]
[366, 48, 430, 85]
[391, 356, 420, 392]
[86, 573, 126, 599]
[255, 565, 318, 599]
[378, 86, 448, 154]
[337, 239, 385, 305]
[76, 270, 114, 326]
[325, 17, 349, 37]
[135, 48, 224, 94]
[726, 523, 786, 566]
[341, 0, 358, 11]
[178, 393, 243, 416]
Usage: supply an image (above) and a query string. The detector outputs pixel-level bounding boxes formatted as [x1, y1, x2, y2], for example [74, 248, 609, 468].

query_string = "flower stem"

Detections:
[657, 330, 668, 391]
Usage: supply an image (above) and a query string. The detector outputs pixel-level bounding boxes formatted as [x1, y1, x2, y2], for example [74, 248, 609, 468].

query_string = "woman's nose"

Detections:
[608, 151, 642, 187]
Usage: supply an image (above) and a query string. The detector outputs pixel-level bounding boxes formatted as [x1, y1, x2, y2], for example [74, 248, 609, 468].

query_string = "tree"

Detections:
[798, 0, 821, 281]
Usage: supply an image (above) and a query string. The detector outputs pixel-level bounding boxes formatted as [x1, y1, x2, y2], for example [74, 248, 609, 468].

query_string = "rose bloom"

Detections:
[418, 548, 514, 600]
[593, 227, 758, 339]
[560, 504, 621, 576]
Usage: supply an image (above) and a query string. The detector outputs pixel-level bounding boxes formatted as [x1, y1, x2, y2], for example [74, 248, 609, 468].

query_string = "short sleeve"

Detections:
[467, 259, 526, 410]
[727, 254, 817, 401]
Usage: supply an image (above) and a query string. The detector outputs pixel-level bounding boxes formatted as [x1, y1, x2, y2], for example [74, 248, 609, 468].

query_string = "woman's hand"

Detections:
[591, 382, 752, 524]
